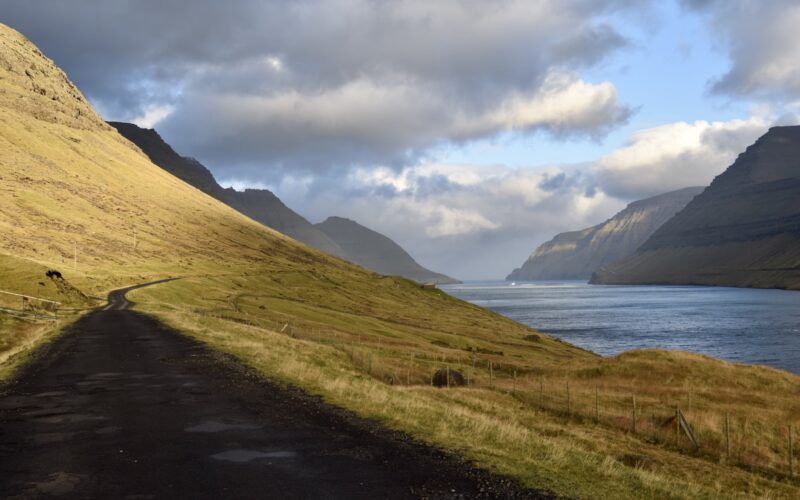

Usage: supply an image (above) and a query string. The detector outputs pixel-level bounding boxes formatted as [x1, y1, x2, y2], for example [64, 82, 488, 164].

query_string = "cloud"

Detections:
[238, 161, 625, 279]
[234, 114, 772, 279]
[163, 71, 629, 174]
[130, 105, 175, 129]
[592, 117, 768, 199]
[682, 0, 800, 100]
[2, 0, 640, 174]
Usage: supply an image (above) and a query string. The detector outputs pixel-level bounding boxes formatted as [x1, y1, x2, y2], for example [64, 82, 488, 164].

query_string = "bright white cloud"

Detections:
[266, 161, 625, 279]
[131, 104, 175, 129]
[592, 117, 768, 198]
[165, 71, 629, 175]
[452, 72, 626, 140]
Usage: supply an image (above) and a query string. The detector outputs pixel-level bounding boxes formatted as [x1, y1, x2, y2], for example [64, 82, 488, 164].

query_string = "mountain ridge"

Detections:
[507, 186, 703, 281]
[108, 122, 347, 258]
[110, 122, 458, 283]
[315, 216, 460, 284]
[591, 126, 800, 289]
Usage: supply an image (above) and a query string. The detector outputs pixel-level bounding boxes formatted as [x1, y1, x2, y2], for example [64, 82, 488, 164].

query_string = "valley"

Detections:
[2, 16, 800, 500]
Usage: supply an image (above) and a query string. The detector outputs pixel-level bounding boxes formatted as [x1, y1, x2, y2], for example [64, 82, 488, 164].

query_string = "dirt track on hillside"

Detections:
[0, 283, 552, 499]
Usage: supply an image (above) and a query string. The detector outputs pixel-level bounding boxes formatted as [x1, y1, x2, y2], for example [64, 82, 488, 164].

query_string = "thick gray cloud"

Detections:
[682, 0, 800, 100]
[2, 0, 638, 175]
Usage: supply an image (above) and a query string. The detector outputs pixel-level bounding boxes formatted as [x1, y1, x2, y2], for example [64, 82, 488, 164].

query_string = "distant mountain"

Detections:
[591, 126, 800, 289]
[507, 187, 703, 281]
[111, 122, 458, 284]
[316, 217, 460, 284]
[109, 122, 346, 258]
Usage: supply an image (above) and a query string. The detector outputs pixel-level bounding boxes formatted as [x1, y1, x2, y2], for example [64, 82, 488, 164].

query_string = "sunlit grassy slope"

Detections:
[2, 22, 800, 498]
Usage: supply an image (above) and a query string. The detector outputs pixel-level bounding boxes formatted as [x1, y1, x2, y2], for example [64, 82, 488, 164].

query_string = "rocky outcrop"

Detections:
[507, 187, 703, 281]
[0, 26, 107, 130]
[315, 217, 460, 284]
[591, 126, 800, 290]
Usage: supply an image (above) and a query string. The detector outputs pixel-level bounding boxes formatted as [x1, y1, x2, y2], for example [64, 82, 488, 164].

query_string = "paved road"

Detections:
[0, 283, 547, 499]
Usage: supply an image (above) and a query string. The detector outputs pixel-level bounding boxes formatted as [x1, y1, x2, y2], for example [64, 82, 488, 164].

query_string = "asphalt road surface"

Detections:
[0, 283, 549, 499]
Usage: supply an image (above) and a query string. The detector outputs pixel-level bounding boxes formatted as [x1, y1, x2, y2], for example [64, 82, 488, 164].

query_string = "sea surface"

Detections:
[441, 281, 800, 374]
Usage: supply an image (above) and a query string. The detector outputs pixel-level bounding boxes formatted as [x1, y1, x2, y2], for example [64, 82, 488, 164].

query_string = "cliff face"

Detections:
[507, 187, 703, 281]
[315, 217, 460, 284]
[109, 122, 346, 258]
[591, 126, 800, 289]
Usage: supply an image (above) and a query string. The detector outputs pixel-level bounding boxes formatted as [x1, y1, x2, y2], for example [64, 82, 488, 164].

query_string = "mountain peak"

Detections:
[322, 216, 356, 224]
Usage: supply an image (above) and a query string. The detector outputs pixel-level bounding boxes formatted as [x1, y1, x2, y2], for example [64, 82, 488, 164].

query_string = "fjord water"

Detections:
[442, 281, 800, 374]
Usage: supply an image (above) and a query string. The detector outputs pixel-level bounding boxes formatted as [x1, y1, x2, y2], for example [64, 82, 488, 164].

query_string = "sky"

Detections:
[3, 0, 800, 279]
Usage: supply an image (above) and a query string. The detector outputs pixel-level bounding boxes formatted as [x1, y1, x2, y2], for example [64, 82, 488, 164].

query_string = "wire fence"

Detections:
[0, 290, 60, 320]
[194, 306, 799, 481]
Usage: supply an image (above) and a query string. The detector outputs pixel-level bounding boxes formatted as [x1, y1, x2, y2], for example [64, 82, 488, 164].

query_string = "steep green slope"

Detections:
[0, 22, 578, 373]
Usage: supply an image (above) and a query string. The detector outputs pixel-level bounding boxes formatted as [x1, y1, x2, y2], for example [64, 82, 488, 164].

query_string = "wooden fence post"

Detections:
[566, 382, 571, 416]
[595, 386, 599, 424]
[539, 377, 544, 406]
[513, 370, 517, 394]
[725, 413, 731, 461]
[790, 425, 795, 478]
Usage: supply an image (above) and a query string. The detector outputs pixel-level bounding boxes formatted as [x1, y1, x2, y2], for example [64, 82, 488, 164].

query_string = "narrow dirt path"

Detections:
[0, 283, 550, 499]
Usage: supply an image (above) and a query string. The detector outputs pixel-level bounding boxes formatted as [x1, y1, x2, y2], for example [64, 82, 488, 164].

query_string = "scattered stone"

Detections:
[45, 269, 62, 279]
[432, 368, 465, 388]
[618, 453, 658, 471]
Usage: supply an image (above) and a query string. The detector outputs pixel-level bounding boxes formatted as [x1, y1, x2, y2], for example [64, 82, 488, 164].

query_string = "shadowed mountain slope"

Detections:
[108, 122, 346, 257]
[315, 217, 460, 284]
[507, 187, 703, 281]
[591, 126, 800, 289]
[109, 122, 457, 283]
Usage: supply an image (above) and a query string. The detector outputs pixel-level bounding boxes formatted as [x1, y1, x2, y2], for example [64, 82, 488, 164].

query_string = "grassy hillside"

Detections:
[2, 22, 800, 498]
